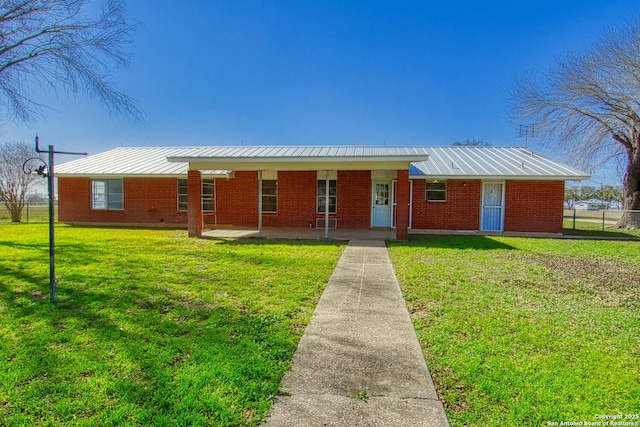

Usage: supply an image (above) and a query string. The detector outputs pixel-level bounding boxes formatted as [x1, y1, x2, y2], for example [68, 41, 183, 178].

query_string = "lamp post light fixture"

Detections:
[22, 136, 86, 302]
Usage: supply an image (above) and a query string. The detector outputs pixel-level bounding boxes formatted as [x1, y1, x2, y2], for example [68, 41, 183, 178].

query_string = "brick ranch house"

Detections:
[55, 146, 589, 240]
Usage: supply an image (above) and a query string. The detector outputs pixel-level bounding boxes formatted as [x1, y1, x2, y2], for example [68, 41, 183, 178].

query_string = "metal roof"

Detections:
[410, 147, 589, 180]
[166, 145, 431, 163]
[55, 145, 589, 180]
[55, 147, 229, 177]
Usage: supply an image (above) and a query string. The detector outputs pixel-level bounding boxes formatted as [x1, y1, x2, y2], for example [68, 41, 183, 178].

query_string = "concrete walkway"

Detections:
[263, 240, 450, 427]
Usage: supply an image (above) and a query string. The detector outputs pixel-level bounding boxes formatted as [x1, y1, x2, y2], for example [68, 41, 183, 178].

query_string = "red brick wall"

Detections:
[215, 171, 259, 226]
[337, 171, 371, 228]
[504, 180, 564, 233]
[263, 171, 317, 227]
[187, 171, 202, 236]
[396, 170, 410, 239]
[58, 178, 95, 222]
[58, 177, 188, 225]
[125, 177, 186, 224]
[216, 170, 371, 229]
[58, 175, 565, 233]
[411, 180, 481, 230]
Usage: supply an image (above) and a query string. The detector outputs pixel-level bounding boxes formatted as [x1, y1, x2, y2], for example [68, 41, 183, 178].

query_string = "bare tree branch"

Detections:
[0, 0, 142, 122]
[0, 141, 45, 222]
[511, 19, 640, 228]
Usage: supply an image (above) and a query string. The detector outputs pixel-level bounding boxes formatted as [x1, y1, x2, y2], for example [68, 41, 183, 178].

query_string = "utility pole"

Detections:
[23, 136, 86, 302]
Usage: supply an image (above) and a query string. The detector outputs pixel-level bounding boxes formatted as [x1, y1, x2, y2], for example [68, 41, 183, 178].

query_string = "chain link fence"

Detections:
[564, 209, 640, 232]
[0, 202, 57, 223]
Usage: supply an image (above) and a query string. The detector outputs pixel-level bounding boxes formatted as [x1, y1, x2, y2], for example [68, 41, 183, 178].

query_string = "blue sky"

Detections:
[3, 0, 639, 184]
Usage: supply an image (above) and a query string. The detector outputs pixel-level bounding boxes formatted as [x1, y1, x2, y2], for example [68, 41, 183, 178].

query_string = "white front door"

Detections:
[481, 182, 505, 231]
[372, 182, 392, 227]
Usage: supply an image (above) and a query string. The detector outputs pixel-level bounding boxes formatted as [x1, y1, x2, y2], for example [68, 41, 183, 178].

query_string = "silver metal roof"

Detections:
[166, 145, 431, 163]
[55, 147, 229, 177]
[55, 145, 589, 180]
[410, 147, 589, 180]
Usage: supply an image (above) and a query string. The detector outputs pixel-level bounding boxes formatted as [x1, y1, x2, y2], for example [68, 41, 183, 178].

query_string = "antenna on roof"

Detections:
[516, 124, 537, 147]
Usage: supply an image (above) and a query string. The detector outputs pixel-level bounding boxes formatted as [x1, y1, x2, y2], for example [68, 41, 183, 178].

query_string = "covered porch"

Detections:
[167, 146, 431, 241]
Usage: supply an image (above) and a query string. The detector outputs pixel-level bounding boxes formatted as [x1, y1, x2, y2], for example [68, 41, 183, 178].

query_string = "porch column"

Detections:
[187, 170, 202, 237]
[396, 169, 410, 240]
[324, 170, 330, 240]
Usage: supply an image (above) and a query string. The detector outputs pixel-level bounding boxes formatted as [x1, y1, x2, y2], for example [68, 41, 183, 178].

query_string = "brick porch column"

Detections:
[187, 170, 202, 237]
[396, 169, 410, 240]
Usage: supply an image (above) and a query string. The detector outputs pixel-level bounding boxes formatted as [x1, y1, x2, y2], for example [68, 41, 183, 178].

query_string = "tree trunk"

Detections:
[8, 202, 23, 223]
[615, 149, 640, 229]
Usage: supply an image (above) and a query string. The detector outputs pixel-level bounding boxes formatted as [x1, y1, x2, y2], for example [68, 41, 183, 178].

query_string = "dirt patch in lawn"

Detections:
[509, 253, 640, 309]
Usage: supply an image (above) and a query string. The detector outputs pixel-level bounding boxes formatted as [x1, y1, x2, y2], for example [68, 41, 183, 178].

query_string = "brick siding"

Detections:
[57, 175, 565, 233]
[264, 171, 317, 228]
[58, 177, 188, 225]
[215, 171, 259, 226]
[337, 171, 371, 228]
[504, 180, 564, 233]
[411, 179, 482, 230]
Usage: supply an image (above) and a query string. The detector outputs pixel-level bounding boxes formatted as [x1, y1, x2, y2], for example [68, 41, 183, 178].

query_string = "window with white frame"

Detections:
[202, 179, 214, 211]
[261, 180, 277, 212]
[177, 179, 188, 211]
[177, 178, 215, 211]
[317, 180, 337, 213]
[91, 179, 123, 210]
[426, 181, 447, 201]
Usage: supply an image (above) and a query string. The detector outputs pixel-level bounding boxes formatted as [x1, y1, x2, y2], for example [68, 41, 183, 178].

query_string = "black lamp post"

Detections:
[22, 136, 86, 302]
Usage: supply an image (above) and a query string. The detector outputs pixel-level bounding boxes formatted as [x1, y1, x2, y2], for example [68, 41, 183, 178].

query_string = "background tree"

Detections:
[577, 185, 598, 202]
[564, 185, 579, 208]
[511, 20, 640, 229]
[0, 0, 141, 122]
[0, 141, 44, 222]
[598, 185, 623, 206]
[452, 139, 491, 146]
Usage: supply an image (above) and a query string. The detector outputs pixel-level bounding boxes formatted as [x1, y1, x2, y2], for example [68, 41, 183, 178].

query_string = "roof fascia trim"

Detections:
[409, 174, 591, 181]
[186, 160, 417, 171]
[167, 155, 429, 164]
[56, 173, 231, 179]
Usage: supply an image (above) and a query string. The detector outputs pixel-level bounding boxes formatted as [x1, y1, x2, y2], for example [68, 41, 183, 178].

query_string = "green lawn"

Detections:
[0, 224, 345, 426]
[388, 235, 640, 427]
[563, 219, 640, 238]
[0, 204, 54, 223]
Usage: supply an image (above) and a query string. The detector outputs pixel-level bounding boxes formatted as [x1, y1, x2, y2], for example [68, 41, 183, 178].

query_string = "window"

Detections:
[92, 179, 123, 210]
[261, 180, 277, 212]
[317, 180, 336, 213]
[177, 179, 188, 211]
[426, 181, 447, 201]
[177, 178, 215, 211]
[202, 179, 214, 211]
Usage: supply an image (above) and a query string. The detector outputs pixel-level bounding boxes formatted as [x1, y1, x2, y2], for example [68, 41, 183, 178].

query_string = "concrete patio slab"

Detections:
[262, 240, 450, 427]
[201, 227, 396, 241]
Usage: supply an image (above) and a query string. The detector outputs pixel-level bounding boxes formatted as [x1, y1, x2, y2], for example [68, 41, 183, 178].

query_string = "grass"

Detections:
[0, 224, 345, 426]
[388, 235, 640, 427]
[0, 204, 55, 223]
[563, 209, 640, 238]
[563, 209, 623, 223]
[563, 220, 640, 239]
